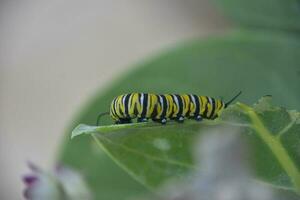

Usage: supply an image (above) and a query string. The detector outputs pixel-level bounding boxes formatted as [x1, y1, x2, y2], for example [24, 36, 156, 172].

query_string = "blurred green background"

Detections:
[0, 1, 227, 199]
[1, 0, 300, 199]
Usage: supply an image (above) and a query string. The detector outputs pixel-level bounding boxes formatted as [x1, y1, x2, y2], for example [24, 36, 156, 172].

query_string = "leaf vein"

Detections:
[276, 119, 297, 139]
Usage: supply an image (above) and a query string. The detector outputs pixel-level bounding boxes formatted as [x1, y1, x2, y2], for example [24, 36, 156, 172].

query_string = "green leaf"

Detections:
[214, 0, 300, 32]
[225, 97, 300, 191]
[71, 121, 208, 188]
[58, 30, 300, 199]
[72, 97, 300, 193]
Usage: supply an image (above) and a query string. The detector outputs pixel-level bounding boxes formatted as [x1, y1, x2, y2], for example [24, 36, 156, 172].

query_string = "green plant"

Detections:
[58, 1, 300, 199]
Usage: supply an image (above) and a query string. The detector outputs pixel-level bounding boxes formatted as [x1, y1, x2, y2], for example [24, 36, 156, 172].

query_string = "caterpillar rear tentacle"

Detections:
[97, 92, 242, 125]
[96, 112, 110, 126]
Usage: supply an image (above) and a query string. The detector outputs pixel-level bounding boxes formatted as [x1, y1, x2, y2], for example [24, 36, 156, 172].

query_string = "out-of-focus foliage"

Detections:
[72, 97, 300, 195]
[58, 1, 300, 199]
[214, 0, 300, 31]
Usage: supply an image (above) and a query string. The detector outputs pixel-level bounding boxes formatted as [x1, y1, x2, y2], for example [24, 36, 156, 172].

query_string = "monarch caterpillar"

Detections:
[97, 91, 242, 125]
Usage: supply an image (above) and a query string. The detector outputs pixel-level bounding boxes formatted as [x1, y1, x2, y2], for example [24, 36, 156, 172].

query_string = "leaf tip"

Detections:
[71, 124, 92, 139]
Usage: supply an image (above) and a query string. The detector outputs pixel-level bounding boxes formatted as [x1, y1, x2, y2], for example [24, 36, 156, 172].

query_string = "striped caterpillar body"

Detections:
[98, 92, 241, 125]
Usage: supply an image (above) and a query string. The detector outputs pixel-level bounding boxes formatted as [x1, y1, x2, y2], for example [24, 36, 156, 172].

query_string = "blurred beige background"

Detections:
[0, 1, 229, 199]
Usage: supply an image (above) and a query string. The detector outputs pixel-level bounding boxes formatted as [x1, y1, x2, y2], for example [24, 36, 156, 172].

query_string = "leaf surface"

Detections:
[72, 97, 300, 193]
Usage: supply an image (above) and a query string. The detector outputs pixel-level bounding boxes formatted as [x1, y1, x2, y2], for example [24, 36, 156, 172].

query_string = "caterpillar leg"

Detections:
[137, 118, 148, 123]
[152, 118, 167, 124]
[116, 118, 132, 124]
[195, 115, 202, 121]
[160, 118, 167, 124]
[176, 116, 184, 123]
